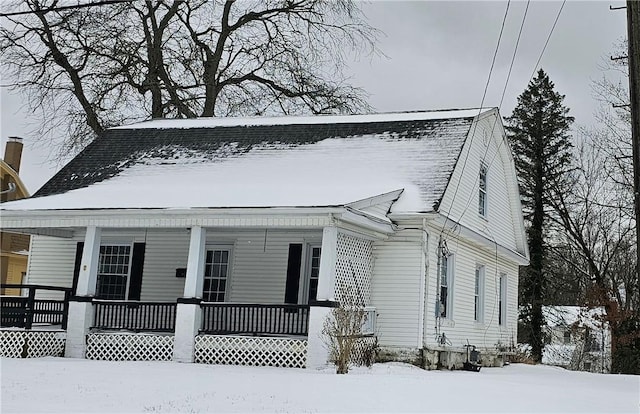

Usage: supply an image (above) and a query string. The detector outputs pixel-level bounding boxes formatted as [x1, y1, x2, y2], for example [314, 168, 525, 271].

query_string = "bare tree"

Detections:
[321, 306, 369, 374]
[541, 42, 639, 371]
[0, 0, 378, 158]
[591, 40, 633, 200]
[547, 137, 638, 373]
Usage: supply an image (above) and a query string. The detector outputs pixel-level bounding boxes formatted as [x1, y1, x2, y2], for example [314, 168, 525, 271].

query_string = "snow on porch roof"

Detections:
[2, 109, 487, 212]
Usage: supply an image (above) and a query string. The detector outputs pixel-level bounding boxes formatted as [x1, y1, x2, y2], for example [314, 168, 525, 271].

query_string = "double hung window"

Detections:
[306, 246, 322, 303]
[474, 265, 485, 322]
[479, 162, 488, 216]
[439, 253, 454, 318]
[499, 274, 507, 325]
[203, 248, 232, 302]
[96, 245, 132, 300]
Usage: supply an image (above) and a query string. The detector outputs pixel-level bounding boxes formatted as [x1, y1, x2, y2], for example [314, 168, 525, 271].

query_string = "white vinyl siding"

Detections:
[437, 115, 520, 254]
[228, 230, 321, 304]
[146, 229, 323, 303]
[139, 229, 189, 301]
[371, 229, 424, 348]
[25, 235, 78, 300]
[424, 222, 519, 349]
[25, 229, 323, 304]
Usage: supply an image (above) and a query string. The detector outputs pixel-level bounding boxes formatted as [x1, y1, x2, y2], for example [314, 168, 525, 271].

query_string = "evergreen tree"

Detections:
[505, 69, 574, 362]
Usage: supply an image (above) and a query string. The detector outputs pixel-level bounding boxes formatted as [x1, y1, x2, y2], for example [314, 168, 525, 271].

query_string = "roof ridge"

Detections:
[112, 107, 495, 130]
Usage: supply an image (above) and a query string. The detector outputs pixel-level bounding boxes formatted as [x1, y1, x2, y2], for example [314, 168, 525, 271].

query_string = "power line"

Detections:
[455, 0, 530, 225]
[529, 0, 566, 81]
[483, 0, 565, 180]
[0, 0, 128, 18]
[443, 3, 531, 345]
[438, 0, 511, 240]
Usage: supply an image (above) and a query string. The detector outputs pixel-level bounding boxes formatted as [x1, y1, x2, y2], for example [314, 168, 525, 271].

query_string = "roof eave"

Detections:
[0, 205, 395, 236]
[426, 213, 529, 266]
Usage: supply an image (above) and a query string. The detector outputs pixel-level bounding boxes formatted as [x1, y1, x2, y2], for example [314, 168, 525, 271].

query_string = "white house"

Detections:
[542, 306, 611, 373]
[0, 108, 529, 369]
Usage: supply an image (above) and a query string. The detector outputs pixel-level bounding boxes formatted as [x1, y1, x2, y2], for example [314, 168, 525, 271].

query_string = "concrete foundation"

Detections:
[376, 346, 506, 370]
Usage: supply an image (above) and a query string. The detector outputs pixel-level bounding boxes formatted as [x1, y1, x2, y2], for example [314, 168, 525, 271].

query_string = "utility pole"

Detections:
[627, 0, 640, 310]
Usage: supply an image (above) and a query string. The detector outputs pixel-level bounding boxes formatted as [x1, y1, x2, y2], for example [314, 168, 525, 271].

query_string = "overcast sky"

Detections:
[0, 0, 628, 193]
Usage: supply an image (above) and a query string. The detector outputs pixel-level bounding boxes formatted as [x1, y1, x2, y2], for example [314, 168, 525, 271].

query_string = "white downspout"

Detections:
[420, 218, 430, 348]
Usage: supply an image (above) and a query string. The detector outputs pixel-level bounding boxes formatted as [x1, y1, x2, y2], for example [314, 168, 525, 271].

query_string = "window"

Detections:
[585, 330, 600, 352]
[96, 244, 132, 300]
[479, 162, 488, 216]
[306, 246, 321, 302]
[499, 274, 507, 325]
[203, 248, 231, 302]
[563, 330, 572, 344]
[439, 253, 453, 318]
[474, 265, 485, 322]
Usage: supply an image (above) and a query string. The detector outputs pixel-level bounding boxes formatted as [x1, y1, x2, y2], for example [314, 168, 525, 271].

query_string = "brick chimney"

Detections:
[4, 136, 23, 173]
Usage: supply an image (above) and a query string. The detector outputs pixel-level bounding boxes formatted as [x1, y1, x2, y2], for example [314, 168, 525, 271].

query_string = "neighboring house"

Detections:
[1, 137, 30, 296]
[0, 108, 529, 369]
[542, 306, 611, 373]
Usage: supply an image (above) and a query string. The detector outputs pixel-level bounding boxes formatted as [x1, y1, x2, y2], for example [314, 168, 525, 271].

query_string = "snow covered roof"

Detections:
[543, 306, 607, 330]
[112, 109, 485, 129]
[2, 109, 487, 212]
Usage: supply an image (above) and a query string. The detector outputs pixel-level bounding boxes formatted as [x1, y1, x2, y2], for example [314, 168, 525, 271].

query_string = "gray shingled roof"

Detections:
[6, 110, 478, 212]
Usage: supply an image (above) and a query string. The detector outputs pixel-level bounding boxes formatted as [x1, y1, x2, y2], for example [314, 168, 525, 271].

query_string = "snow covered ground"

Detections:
[1, 358, 638, 413]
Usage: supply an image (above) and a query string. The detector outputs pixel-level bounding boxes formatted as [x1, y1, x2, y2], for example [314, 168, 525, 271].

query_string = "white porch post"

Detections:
[316, 226, 338, 302]
[173, 226, 207, 363]
[307, 226, 339, 369]
[65, 226, 101, 358]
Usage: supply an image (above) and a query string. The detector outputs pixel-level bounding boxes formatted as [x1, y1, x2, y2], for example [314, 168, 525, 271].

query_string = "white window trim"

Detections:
[479, 162, 488, 217]
[439, 253, 455, 319]
[203, 244, 234, 302]
[96, 243, 133, 300]
[499, 273, 507, 326]
[474, 265, 485, 323]
[300, 243, 322, 304]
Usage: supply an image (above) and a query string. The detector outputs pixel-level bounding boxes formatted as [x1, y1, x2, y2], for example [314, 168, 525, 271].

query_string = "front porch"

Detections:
[86, 300, 315, 367]
[0, 211, 385, 368]
[1, 287, 375, 367]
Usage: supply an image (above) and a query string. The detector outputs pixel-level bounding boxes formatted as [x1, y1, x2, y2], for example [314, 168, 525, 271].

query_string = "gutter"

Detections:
[389, 211, 529, 265]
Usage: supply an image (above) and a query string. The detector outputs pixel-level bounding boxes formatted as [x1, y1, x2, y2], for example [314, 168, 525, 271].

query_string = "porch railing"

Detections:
[200, 303, 310, 336]
[0, 284, 71, 329]
[92, 300, 177, 332]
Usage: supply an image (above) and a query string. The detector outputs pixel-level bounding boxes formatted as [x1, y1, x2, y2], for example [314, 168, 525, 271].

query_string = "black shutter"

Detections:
[127, 243, 146, 301]
[72, 242, 84, 295]
[284, 244, 303, 304]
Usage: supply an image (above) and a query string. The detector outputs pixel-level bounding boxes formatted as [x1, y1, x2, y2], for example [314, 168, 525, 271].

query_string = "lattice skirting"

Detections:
[350, 336, 378, 366]
[0, 330, 66, 358]
[86, 333, 174, 361]
[195, 335, 307, 368]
